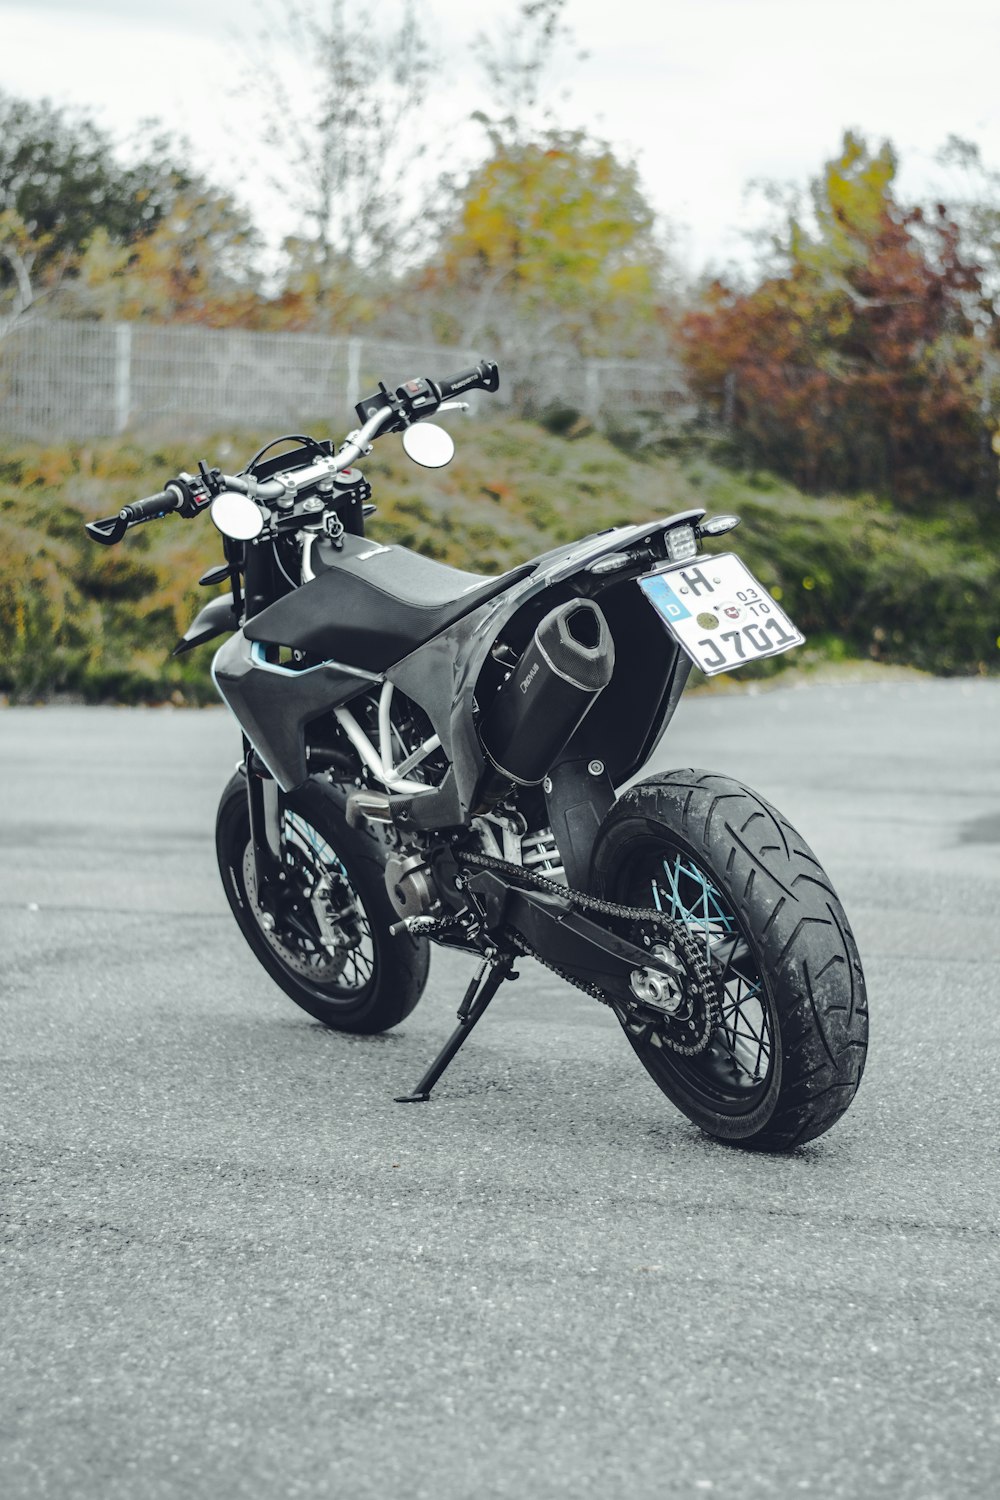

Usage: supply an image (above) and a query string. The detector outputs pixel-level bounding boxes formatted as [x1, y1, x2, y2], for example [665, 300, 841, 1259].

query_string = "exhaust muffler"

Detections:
[479, 598, 615, 789]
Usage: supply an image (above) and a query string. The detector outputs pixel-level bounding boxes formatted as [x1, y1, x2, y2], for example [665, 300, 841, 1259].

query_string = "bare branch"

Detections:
[240, 0, 436, 285]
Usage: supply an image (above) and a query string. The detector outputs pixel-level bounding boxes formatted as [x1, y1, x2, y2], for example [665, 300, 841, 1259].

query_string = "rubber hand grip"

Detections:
[121, 488, 180, 523]
[436, 361, 500, 400]
[85, 485, 181, 544]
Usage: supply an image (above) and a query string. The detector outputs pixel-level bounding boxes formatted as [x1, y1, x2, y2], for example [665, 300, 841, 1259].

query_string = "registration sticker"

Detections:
[638, 553, 804, 675]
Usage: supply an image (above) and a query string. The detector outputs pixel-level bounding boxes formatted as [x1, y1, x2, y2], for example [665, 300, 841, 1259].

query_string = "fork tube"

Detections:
[245, 746, 281, 914]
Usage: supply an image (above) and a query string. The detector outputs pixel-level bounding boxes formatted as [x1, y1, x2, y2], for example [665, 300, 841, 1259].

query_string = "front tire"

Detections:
[590, 770, 868, 1149]
[216, 772, 429, 1034]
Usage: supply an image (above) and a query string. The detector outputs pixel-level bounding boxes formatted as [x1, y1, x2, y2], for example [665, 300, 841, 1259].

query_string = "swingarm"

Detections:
[465, 868, 682, 1011]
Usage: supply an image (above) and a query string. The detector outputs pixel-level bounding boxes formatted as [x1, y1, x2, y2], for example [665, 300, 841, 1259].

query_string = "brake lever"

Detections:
[85, 513, 129, 546]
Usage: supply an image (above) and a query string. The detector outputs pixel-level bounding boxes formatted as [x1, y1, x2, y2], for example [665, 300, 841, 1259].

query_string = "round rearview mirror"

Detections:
[402, 422, 455, 469]
[210, 491, 265, 541]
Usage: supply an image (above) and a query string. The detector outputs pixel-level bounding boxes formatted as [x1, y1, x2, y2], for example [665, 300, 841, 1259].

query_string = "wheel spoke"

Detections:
[631, 838, 773, 1098]
[720, 973, 769, 1079]
[656, 854, 736, 967]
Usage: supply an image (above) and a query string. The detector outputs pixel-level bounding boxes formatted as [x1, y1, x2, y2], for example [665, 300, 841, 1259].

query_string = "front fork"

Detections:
[244, 741, 283, 918]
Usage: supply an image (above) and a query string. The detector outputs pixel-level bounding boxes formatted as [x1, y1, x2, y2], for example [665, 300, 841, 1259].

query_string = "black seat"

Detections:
[245, 533, 534, 672]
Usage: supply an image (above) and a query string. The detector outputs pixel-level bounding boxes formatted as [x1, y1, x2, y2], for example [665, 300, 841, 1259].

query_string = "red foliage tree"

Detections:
[681, 133, 990, 504]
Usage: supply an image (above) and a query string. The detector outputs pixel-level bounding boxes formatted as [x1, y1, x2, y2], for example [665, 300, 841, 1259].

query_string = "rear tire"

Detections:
[216, 772, 429, 1034]
[590, 770, 868, 1149]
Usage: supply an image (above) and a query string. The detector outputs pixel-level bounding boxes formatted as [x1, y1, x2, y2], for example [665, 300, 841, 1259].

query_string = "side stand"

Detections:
[395, 952, 516, 1103]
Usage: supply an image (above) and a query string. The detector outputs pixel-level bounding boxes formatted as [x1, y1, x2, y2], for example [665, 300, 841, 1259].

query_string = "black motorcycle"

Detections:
[86, 360, 868, 1149]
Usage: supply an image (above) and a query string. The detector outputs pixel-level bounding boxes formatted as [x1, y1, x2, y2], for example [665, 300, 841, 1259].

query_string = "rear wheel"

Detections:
[590, 770, 868, 1149]
[216, 772, 429, 1033]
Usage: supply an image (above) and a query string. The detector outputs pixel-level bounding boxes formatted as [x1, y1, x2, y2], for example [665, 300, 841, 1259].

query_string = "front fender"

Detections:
[172, 595, 240, 656]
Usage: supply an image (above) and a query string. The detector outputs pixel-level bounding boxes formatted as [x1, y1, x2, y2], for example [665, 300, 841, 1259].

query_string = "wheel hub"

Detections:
[629, 943, 685, 1014]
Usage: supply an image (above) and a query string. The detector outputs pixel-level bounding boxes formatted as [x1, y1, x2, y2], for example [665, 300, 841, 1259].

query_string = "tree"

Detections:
[930, 137, 1000, 312]
[0, 208, 54, 331]
[0, 91, 261, 331]
[405, 2, 679, 375]
[681, 132, 988, 503]
[471, 0, 583, 151]
[425, 130, 669, 362]
[0, 93, 196, 282]
[246, 0, 434, 325]
[66, 190, 263, 327]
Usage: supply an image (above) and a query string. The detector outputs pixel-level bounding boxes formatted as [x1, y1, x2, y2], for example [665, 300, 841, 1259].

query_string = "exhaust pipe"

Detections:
[479, 598, 615, 791]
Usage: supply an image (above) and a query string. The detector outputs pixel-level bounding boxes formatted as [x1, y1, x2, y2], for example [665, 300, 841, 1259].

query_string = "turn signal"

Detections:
[698, 513, 741, 538]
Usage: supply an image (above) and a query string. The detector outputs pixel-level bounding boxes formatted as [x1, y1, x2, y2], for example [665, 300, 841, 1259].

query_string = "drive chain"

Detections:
[458, 849, 720, 1056]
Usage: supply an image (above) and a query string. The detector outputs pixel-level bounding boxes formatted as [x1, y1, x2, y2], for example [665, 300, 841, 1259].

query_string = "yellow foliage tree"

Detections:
[0, 208, 59, 328]
[66, 190, 262, 326]
[429, 131, 669, 359]
[263, 236, 381, 334]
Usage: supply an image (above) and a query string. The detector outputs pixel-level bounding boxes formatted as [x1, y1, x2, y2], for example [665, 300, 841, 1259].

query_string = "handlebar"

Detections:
[330, 402, 399, 474]
[121, 487, 182, 524]
[83, 359, 500, 546]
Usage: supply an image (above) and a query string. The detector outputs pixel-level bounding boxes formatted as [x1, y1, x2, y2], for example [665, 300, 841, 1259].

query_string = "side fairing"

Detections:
[172, 594, 239, 656]
[212, 631, 378, 790]
[386, 587, 534, 828]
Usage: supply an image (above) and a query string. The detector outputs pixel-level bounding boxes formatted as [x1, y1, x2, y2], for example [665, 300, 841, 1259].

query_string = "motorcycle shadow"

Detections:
[282, 1019, 407, 1047]
[220, 1000, 847, 1163]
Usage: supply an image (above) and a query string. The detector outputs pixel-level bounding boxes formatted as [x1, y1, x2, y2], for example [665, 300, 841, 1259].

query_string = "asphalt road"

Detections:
[2, 680, 999, 1500]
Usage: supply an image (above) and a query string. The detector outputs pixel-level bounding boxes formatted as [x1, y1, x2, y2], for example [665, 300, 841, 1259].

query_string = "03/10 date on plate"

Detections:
[638, 553, 804, 676]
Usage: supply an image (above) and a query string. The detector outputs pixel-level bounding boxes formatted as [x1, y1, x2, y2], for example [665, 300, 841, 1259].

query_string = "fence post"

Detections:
[584, 361, 601, 422]
[723, 370, 736, 429]
[346, 337, 361, 415]
[113, 322, 132, 434]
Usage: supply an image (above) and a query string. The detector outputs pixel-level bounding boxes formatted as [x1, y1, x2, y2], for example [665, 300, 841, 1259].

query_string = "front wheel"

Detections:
[216, 772, 429, 1034]
[590, 770, 868, 1150]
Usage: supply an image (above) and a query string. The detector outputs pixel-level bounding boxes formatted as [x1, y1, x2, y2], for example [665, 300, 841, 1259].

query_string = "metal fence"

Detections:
[0, 319, 694, 441]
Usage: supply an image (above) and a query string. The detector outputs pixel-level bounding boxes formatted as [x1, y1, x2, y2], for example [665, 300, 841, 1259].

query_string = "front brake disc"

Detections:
[242, 843, 350, 980]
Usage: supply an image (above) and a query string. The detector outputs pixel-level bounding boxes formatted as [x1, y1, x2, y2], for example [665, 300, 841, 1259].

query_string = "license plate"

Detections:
[638, 553, 804, 676]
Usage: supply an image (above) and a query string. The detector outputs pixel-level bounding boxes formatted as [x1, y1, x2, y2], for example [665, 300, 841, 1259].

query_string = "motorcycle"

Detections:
[85, 360, 868, 1149]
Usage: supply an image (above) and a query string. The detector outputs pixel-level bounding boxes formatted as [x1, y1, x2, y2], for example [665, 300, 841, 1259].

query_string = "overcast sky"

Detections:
[2, 0, 998, 276]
